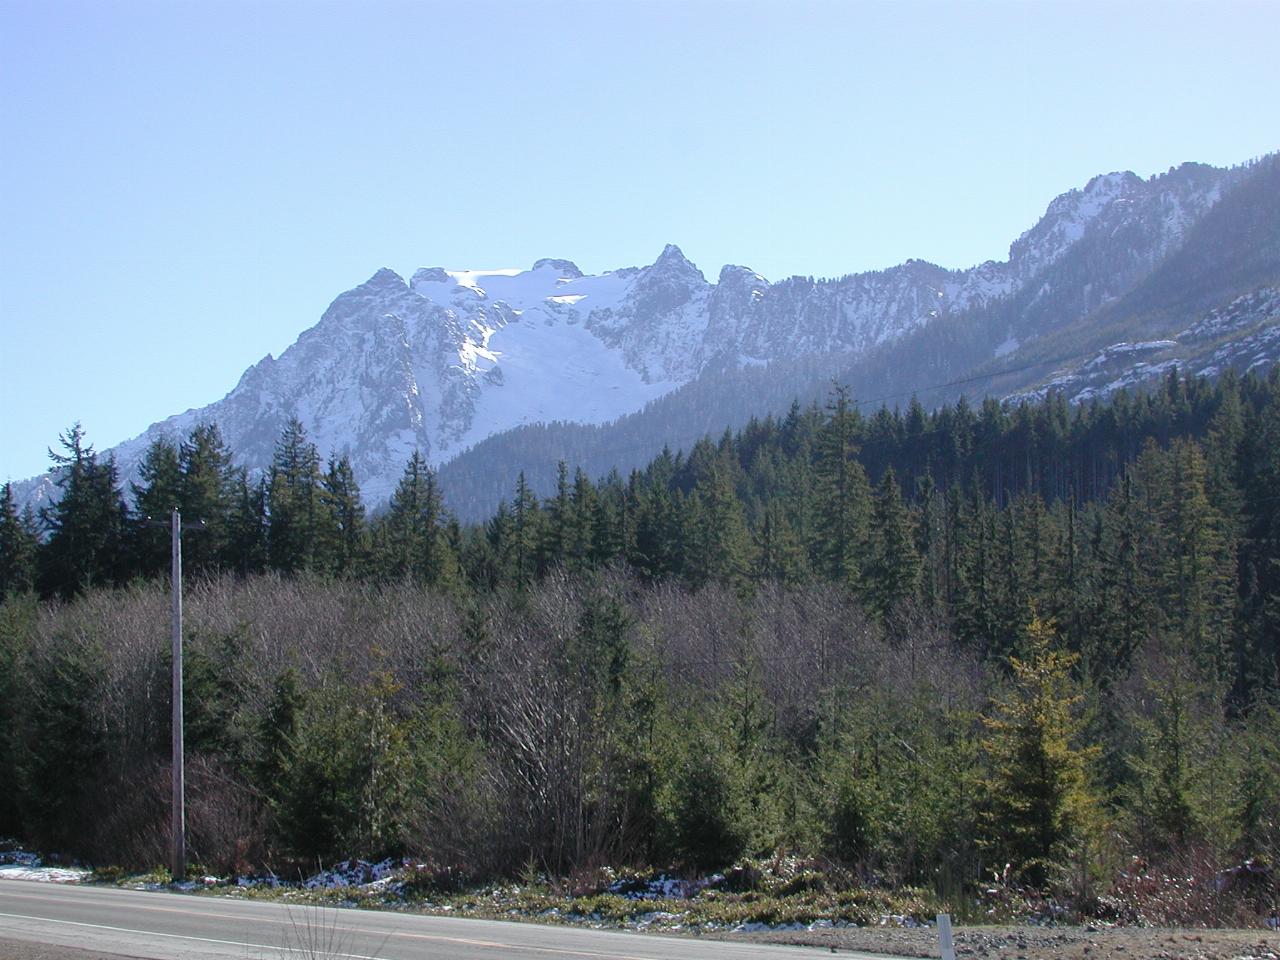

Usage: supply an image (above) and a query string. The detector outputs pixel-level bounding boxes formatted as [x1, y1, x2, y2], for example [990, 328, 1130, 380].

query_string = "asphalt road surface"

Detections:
[0, 882, 911, 960]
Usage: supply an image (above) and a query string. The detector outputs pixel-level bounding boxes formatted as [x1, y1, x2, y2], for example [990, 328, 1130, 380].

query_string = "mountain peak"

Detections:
[531, 258, 584, 279]
[650, 243, 705, 282]
[655, 242, 688, 263]
[364, 267, 408, 289]
[717, 263, 768, 287]
[411, 267, 451, 285]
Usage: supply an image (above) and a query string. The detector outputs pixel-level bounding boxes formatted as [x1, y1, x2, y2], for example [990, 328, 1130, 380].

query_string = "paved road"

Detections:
[0, 882, 909, 960]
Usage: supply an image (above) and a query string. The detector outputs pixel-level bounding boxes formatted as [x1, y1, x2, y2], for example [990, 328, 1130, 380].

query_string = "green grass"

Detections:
[82, 857, 944, 933]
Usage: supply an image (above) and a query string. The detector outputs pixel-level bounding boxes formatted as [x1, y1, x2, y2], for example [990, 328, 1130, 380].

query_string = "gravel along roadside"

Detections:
[0, 939, 146, 960]
[729, 924, 1280, 959]
[1, 922, 1277, 960]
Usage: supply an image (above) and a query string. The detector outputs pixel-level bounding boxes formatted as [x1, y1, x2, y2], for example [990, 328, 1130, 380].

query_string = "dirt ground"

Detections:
[730, 923, 1280, 959]
[2, 925, 1278, 960]
[0, 938, 146, 960]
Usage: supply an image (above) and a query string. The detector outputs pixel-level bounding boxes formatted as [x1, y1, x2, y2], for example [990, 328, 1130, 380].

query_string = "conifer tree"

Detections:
[542, 460, 574, 572]
[14, 632, 107, 849]
[955, 485, 1001, 655]
[225, 469, 268, 576]
[662, 738, 750, 870]
[866, 466, 920, 620]
[1237, 388, 1280, 697]
[682, 464, 752, 589]
[178, 423, 236, 575]
[378, 451, 453, 586]
[0, 596, 37, 835]
[1125, 647, 1214, 856]
[631, 483, 681, 580]
[1150, 440, 1236, 680]
[509, 472, 542, 587]
[0, 484, 38, 598]
[980, 615, 1101, 886]
[1096, 469, 1150, 681]
[130, 436, 183, 578]
[591, 470, 627, 565]
[254, 666, 302, 809]
[814, 386, 870, 589]
[320, 455, 368, 577]
[914, 471, 947, 614]
[1229, 698, 1280, 862]
[753, 500, 805, 585]
[1047, 496, 1087, 654]
[38, 424, 129, 598]
[266, 418, 330, 574]
[567, 467, 598, 573]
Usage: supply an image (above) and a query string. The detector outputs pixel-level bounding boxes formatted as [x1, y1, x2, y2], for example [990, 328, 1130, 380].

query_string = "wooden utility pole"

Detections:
[170, 507, 185, 883]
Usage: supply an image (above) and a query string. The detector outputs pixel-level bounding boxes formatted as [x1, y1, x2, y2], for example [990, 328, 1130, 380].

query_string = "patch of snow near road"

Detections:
[302, 857, 400, 890]
[607, 873, 721, 900]
[0, 849, 87, 882]
[0, 863, 89, 884]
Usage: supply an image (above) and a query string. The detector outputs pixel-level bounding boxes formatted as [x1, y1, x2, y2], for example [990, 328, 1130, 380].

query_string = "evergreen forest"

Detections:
[2, 367, 1278, 917]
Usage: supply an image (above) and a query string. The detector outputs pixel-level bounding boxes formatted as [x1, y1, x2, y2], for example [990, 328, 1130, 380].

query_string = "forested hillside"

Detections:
[1, 368, 1278, 913]
[430, 154, 1279, 522]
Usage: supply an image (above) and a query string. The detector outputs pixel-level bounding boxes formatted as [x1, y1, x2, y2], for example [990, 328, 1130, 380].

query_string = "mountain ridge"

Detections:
[13, 153, 1276, 516]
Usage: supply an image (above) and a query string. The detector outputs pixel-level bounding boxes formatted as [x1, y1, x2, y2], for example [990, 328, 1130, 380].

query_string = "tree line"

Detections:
[0, 367, 1277, 913]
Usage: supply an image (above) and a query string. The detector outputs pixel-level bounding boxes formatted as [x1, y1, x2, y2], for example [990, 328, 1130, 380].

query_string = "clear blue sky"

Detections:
[2, 0, 1277, 483]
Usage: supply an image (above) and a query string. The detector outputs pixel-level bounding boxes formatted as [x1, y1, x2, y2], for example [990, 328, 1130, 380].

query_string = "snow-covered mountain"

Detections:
[16, 156, 1272, 511]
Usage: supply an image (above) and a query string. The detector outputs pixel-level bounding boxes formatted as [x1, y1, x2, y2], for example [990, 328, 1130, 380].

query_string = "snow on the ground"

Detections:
[301, 857, 400, 890]
[0, 847, 86, 883]
[0, 857, 89, 884]
[607, 873, 720, 900]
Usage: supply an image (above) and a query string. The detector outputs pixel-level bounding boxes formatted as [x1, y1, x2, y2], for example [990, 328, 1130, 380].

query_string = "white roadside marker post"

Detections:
[937, 913, 955, 960]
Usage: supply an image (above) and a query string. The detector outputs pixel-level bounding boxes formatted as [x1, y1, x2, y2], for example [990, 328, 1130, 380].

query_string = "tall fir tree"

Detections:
[567, 467, 598, 573]
[1095, 469, 1151, 682]
[753, 499, 806, 586]
[508, 472, 543, 587]
[0, 484, 38, 599]
[178, 423, 236, 575]
[266, 418, 331, 574]
[321, 455, 369, 578]
[541, 460, 574, 572]
[682, 463, 752, 589]
[38, 424, 129, 598]
[866, 466, 920, 620]
[378, 451, 454, 586]
[130, 436, 183, 579]
[1125, 646, 1217, 856]
[225, 469, 268, 576]
[1148, 440, 1236, 680]
[980, 615, 1101, 887]
[813, 386, 871, 590]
